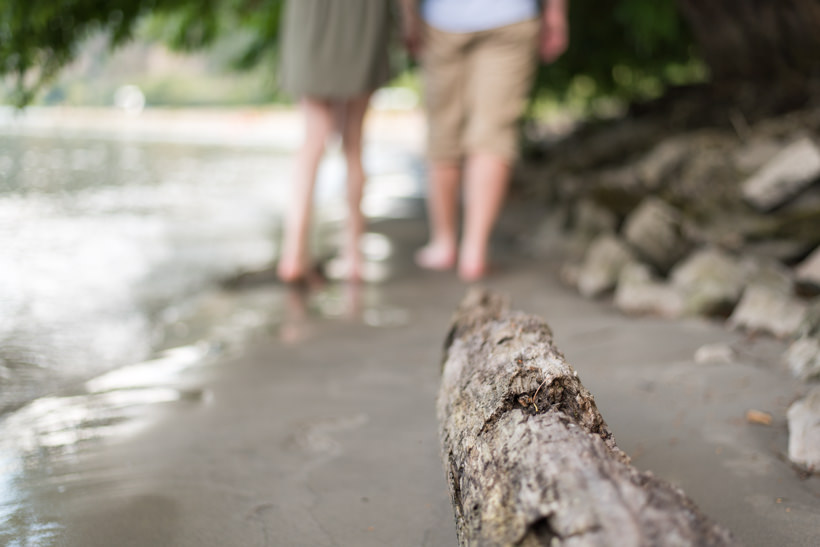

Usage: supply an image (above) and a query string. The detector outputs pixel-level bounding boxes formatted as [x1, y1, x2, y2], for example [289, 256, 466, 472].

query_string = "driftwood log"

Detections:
[437, 289, 739, 546]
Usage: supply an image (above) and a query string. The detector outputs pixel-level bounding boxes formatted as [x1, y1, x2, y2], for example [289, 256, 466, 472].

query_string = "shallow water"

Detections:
[0, 125, 423, 414]
[0, 109, 431, 545]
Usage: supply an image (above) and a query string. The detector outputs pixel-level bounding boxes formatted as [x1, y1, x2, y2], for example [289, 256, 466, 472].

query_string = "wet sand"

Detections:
[2, 210, 819, 546]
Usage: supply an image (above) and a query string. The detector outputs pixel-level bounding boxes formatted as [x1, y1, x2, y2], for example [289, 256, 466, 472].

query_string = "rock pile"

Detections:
[518, 102, 820, 472]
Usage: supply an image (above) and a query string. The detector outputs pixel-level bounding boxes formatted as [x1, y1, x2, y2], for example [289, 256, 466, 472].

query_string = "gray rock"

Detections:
[728, 284, 808, 338]
[741, 257, 794, 294]
[733, 138, 783, 174]
[796, 246, 820, 290]
[742, 137, 820, 211]
[741, 240, 815, 264]
[670, 248, 746, 315]
[694, 343, 736, 365]
[787, 386, 820, 472]
[614, 263, 686, 318]
[786, 337, 820, 382]
[670, 139, 740, 213]
[529, 210, 570, 258]
[560, 262, 581, 289]
[572, 199, 618, 240]
[796, 299, 820, 338]
[622, 198, 692, 274]
[577, 235, 635, 298]
[634, 135, 691, 189]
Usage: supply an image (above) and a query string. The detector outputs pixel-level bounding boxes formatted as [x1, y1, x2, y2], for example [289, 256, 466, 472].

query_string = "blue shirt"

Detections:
[422, 0, 540, 33]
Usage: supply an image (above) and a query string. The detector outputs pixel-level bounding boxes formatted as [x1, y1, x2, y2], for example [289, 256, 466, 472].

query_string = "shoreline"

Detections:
[1, 211, 818, 546]
[0, 105, 426, 152]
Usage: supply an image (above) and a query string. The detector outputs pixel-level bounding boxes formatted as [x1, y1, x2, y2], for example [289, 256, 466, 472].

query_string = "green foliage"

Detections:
[145, 0, 284, 70]
[1, 0, 702, 108]
[0, 0, 283, 106]
[1, 0, 177, 105]
[533, 0, 703, 109]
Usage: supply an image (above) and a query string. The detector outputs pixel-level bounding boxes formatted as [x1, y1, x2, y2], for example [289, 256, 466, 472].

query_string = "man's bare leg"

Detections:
[278, 98, 334, 283]
[415, 160, 461, 270]
[459, 153, 511, 281]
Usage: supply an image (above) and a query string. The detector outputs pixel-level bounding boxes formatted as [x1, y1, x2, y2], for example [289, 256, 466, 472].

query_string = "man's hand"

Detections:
[402, 17, 423, 59]
[400, 0, 422, 59]
[540, 0, 568, 63]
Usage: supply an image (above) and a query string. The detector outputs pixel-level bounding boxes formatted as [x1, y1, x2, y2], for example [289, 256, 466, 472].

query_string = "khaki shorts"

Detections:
[421, 19, 540, 162]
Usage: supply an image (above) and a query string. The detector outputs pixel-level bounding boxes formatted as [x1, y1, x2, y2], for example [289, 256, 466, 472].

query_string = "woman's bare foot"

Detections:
[415, 242, 457, 271]
[277, 249, 309, 284]
[342, 211, 365, 283]
[341, 250, 364, 283]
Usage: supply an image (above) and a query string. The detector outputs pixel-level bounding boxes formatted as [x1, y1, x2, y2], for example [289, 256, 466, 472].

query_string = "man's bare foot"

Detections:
[457, 245, 489, 282]
[415, 242, 457, 271]
[458, 260, 489, 282]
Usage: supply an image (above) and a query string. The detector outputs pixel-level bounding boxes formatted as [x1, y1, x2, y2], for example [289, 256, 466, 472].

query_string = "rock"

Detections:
[786, 337, 820, 382]
[741, 257, 794, 294]
[667, 138, 742, 216]
[787, 300, 820, 381]
[733, 138, 783, 173]
[622, 197, 693, 274]
[572, 198, 618, 240]
[577, 235, 635, 298]
[614, 263, 686, 318]
[634, 135, 691, 189]
[741, 240, 814, 264]
[512, 161, 558, 203]
[670, 248, 746, 316]
[728, 284, 808, 338]
[787, 387, 820, 472]
[557, 117, 662, 171]
[590, 177, 645, 217]
[796, 246, 820, 291]
[796, 299, 820, 338]
[529, 209, 570, 258]
[765, 203, 820, 250]
[742, 137, 820, 211]
[560, 262, 581, 289]
[694, 343, 736, 364]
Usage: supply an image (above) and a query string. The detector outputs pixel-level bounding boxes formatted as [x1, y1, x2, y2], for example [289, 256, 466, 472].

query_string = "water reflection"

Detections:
[277, 276, 411, 344]
[0, 129, 423, 413]
[0, 114, 421, 544]
[0, 342, 211, 547]
[0, 275, 412, 545]
[0, 134, 291, 412]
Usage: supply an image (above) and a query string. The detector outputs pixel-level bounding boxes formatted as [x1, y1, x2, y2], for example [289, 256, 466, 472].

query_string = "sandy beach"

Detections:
[1, 207, 818, 546]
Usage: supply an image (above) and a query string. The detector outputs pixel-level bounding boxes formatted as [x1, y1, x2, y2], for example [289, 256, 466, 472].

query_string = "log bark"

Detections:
[437, 289, 739, 546]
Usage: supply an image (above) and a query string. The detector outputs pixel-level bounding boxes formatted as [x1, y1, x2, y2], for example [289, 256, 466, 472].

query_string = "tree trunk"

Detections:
[437, 289, 739, 546]
[676, 0, 820, 84]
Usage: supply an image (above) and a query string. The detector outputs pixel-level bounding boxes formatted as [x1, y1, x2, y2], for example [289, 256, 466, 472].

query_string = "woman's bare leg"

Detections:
[339, 92, 372, 282]
[278, 98, 334, 283]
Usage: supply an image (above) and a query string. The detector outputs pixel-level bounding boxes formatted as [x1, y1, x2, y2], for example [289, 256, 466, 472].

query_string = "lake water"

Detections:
[0, 109, 424, 414]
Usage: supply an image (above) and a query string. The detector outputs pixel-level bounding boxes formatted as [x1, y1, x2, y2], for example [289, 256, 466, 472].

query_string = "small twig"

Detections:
[532, 377, 549, 413]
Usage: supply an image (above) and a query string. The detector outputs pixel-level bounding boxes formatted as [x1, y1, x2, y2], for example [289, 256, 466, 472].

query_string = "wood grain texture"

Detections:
[437, 288, 739, 546]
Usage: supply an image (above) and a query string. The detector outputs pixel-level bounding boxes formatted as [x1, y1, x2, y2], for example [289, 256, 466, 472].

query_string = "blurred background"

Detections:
[1, 0, 819, 417]
[1, 2, 820, 545]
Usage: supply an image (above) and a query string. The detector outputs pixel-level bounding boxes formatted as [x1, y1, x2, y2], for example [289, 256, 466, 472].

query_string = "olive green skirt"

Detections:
[279, 0, 392, 99]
